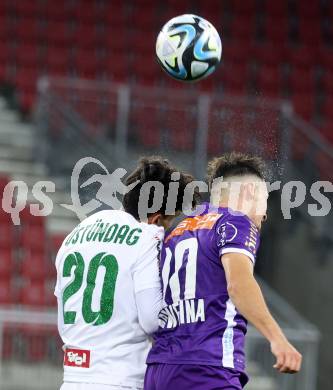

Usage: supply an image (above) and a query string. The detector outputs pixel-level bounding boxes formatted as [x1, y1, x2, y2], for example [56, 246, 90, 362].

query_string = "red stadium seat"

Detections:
[298, 20, 322, 46]
[19, 282, 46, 307]
[72, 49, 100, 79]
[130, 103, 161, 148]
[289, 69, 317, 95]
[103, 54, 129, 82]
[297, 1, 321, 20]
[264, 17, 290, 44]
[256, 65, 283, 98]
[291, 94, 316, 122]
[321, 72, 333, 97]
[44, 2, 74, 22]
[0, 249, 14, 279]
[221, 63, 249, 95]
[21, 325, 47, 361]
[20, 226, 47, 254]
[230, 16, 256, 41]
[14, 19, 42, 43]
[225, 41, 251, 65]
[318, 48, 333, 70]
[318, 121, 333, 145]
[162, 97, 196, 152]
[130, 8, 156, 31]
[321, 96, 333, 121]
[251, 43, 286, 66]
[20, 206, 46, 227]
[0, 224, 14, 250]
[0, 278, 16, 305]
[13, 44, 40, 69]
[15, 69, 38, 94]
[45, 47, 71, 75]
[44, 22, 72, 47]
[21, 252, 50, 281]
[13, 1, 43, 17]
[264, 1, 289, 18]
[45, 280, 57, 307]
[287, 46, 316, 70]
[231, 0, 257, 16]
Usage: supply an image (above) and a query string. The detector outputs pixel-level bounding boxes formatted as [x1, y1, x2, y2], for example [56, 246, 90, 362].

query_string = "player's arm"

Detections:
[221, 253, 302, 374]
[132, 228, 164, 335]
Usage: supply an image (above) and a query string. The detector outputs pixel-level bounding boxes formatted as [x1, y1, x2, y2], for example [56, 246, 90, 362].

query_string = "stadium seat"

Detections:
[321, 96, 333, 121]
[297, 1, 321, 20]
[0, 249, 14, 279]
[20, 250, 49, 282]
[14, 19, 42, 43]
[20, 206, 46, 227]
[231, 0, 257, 16]
[72, 50, 100, 79]
[19, 282, 46, 307]
[298, 20, 322, 46]
[14, 69, 39, 95]
[163, 101, 196, 151]
[20, 226, 46, 254]
[221, 63, 249, 95]
[21, 325, 47, 361]
[264, 1, 289, 18]
[264, 17, 290, 44]
[251, 43, 286, 66]
[321, 72, 333, 97]
[291, 94, 316, 122]
[225, 41, 251, 65]
[230, 16, 256, 41]
[287, 46, 316, 70]
[0, 223, 14, 250]
[12, 1, 42, 17]
[13, 43, 41, 69]
[256, 65, 283, 98]
[130, 104, 161, 148]
[44, 21, 73, 47]
[289, 69, 317, 95]
[0, 278, 16, 305]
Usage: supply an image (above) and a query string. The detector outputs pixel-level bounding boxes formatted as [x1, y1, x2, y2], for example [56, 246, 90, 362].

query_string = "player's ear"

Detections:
[147, 213, 163, 226]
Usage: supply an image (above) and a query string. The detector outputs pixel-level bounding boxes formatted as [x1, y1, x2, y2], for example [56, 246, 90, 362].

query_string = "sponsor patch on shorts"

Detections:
[64, 348, 90, 368]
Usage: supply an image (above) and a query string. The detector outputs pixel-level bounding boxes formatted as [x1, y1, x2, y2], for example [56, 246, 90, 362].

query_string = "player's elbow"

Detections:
[227, 281, 242, 301]
[140, 316, 159, 335]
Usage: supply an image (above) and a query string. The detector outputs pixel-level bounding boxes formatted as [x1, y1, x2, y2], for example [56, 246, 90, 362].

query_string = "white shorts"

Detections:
[60, 384, 141, 390]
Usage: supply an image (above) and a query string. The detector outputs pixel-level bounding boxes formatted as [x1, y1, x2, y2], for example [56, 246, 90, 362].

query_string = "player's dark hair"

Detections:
[207, 152, 266, 185]
[123, 156, 199, 220]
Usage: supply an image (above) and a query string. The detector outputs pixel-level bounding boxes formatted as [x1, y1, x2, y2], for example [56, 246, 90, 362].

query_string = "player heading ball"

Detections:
[55, 156, 198, 390]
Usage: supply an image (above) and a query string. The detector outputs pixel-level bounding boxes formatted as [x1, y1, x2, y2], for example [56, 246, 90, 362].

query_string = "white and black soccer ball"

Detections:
[156, 14, 222, 82]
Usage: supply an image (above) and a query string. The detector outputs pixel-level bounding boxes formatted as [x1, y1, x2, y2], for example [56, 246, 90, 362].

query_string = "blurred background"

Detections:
[0, 0, 332, 389]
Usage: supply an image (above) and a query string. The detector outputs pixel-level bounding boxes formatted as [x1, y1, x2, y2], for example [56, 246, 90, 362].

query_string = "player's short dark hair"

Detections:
[123, 156, 199, 220]
[207, 152, 266, 185]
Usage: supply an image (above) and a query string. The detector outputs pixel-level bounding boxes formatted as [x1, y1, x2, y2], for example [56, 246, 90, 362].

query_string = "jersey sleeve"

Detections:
[132, 226, 164, 294]
[215, 214, 260, 263]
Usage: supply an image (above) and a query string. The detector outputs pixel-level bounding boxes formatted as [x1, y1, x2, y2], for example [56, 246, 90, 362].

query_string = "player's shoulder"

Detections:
[217, 207, 258, 231]
[94, 209, 164, 241]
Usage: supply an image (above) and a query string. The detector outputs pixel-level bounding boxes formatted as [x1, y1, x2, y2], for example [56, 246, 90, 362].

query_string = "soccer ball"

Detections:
[156, 14, 222, 82]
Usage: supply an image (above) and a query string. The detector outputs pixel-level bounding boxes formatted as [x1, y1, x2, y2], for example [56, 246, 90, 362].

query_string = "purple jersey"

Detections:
[147, 204, 260, 373]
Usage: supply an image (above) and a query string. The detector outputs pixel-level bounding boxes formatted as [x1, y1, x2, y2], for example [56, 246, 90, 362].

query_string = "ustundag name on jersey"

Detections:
[65, 219, 143, 246]
[159, 298, 206, 329]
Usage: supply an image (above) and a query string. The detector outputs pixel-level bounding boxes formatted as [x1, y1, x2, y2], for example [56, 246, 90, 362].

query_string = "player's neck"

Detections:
[218, 201, 254, 221]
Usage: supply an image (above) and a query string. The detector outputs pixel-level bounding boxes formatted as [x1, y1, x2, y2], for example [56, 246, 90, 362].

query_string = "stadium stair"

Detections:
[0, 96, 77, 234]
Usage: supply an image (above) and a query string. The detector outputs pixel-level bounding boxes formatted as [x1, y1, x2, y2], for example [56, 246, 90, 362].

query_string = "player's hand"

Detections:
[270, 338, 302, 374]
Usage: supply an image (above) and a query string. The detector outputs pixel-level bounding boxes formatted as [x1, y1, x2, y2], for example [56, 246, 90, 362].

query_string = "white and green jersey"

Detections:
[54, 210, 164, 388]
